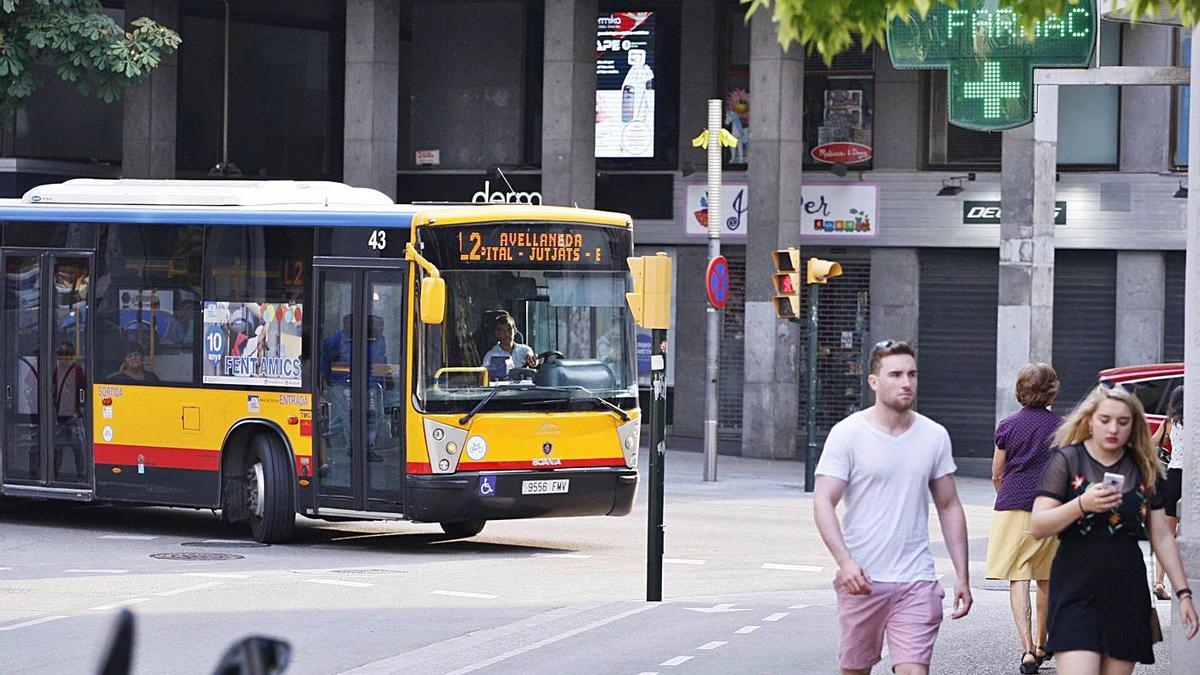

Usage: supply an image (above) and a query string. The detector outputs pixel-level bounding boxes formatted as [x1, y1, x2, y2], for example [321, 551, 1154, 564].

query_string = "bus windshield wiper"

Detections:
[528, 386, 631, 421]
[458, 384, 530, 425]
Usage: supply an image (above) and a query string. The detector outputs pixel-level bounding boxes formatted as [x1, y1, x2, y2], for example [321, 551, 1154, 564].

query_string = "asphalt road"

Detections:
[0, 447, 1180, 674]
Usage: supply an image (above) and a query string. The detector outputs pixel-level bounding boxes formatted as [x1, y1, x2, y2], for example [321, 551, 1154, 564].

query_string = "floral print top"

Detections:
[1035, 443, 1166, 540]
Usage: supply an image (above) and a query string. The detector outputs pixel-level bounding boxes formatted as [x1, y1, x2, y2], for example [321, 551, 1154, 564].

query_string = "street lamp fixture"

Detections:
[937, 173, 976, 196]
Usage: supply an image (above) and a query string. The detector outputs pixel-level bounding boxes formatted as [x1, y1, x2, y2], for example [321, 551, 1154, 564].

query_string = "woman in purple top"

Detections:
[986, 363, 1063, 674]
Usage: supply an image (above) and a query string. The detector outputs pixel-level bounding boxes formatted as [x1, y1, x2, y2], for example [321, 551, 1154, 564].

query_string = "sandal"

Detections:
[1155, 582, 1171, 601]
[1035, 645, 1049, 665]
[1020, 651, 1039, 674]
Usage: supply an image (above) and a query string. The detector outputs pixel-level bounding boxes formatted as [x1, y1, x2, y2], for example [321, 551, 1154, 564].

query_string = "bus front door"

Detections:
[313, 261, 407, 514]
[1, 251, 93, 493]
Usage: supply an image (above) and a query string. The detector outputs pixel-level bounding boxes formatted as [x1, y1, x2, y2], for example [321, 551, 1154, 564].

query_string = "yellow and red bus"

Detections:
[0, 179, 639, 541]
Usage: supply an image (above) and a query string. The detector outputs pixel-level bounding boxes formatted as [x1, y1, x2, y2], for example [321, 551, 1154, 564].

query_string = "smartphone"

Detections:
[1102, 472, 1126, 493]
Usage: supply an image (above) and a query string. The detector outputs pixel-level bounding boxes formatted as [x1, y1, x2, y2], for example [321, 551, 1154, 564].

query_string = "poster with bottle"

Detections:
[595, 11, 655, 158]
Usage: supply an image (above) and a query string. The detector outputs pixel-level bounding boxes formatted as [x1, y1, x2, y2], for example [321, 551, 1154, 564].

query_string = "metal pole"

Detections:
[805, 284, 820, 492]
[221, 0, 230, 168]
[647, 328, 668, 601]
[703, 99, 722, 482]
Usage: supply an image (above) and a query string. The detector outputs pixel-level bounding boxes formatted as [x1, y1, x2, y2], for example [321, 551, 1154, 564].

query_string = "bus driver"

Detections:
[481, 312, 536, 380]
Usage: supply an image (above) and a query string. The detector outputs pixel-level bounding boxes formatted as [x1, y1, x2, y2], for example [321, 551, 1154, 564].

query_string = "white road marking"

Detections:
[660, 656, 693, 666]
[685, 603, 750, 614]
[90, 598, 147, 611]
[0, 616, 68, 632]
[734, 625, 760, 634]
[763, 612, 789, 622]
[308, 578, 373, 589]
[431, 589, 498, 599]
[697, 641, 727, 650]
[65, 569, 127, 574]
[185, 572, 252, 579]
[788, 604, 811, 609]
[663, 558, 705, 565]
[635, 672, 659, 675]
[0, 567, 11, 571]
[155, 582, 222, 597]
[761, 563, 823, 572]
[531, 553, 592, 559]
[98, 535, 158, 540]
[440, 604, 659, 674]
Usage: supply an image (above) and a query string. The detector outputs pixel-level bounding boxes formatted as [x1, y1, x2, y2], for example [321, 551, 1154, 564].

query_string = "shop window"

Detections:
[718, 2, 874, 171]
[95, 224, 204, 385]
[176, 6, 341, 179]
[929, 19, 1121, 168]
[1174, 29, 1191, 168]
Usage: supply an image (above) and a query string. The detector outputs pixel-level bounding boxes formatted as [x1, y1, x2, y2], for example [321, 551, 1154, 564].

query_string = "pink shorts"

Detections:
[833, 574, 945, 670]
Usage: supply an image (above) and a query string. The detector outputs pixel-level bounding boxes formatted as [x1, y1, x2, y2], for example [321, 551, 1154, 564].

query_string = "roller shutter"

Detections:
[1052, 251, 1117, 415]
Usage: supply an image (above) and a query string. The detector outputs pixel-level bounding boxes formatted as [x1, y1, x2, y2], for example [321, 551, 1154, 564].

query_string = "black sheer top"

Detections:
[1035, 443, 1165, 541]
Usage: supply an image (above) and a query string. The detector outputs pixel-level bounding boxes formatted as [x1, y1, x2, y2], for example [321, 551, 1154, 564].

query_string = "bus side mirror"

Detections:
[420, 277, 446, 325]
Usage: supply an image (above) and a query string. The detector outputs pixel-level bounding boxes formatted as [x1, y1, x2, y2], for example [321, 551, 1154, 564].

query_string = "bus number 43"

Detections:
[368, 230, 388, 250]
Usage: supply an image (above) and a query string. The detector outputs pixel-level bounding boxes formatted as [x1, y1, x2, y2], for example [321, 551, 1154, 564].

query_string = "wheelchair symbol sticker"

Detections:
[478, 475, 497, 497]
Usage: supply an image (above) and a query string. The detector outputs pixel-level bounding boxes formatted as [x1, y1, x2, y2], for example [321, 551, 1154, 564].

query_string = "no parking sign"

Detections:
[706, 256, 729, 310]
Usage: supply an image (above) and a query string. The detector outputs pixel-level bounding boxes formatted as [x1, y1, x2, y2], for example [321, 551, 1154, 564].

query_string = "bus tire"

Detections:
[247, 433, 295, 543]
[440, 520, 486, 538]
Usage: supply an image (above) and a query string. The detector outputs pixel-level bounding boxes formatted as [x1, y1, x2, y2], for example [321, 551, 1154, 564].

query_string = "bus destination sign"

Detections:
[455, 227, 618, 265]
[887, 0, 1095, 131]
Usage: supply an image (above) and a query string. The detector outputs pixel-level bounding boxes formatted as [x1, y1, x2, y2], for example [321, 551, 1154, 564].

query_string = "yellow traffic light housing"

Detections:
[772, 247, 802, 320]
[807, 257, 843, 285]
[626, 252, 672, 329]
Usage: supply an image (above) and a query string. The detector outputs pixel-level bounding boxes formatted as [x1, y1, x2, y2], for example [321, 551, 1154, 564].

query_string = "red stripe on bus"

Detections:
[93, 444, 220, 472]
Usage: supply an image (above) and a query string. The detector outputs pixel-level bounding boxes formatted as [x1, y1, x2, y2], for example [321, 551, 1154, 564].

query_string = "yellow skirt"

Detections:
[985, 509, 1059, 581]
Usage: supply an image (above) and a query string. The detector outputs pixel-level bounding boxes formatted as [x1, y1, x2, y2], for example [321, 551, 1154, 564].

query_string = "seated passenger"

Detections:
[481, 312, 536, 380]
[109, 343, 160, 384]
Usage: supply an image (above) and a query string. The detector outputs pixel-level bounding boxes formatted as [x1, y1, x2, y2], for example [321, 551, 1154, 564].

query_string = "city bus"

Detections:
[0, 179, 640, 542]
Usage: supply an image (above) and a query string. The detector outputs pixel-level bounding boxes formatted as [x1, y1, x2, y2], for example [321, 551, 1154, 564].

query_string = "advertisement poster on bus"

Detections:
[202, 301, 303, 387]
[595, 11, 655, 158]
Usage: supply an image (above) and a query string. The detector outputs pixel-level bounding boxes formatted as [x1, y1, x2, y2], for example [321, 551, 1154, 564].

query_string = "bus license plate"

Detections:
[521, 479, 569, 495]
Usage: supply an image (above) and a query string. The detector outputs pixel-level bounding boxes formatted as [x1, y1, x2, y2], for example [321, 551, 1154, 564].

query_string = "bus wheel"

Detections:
[440, 520, 486, 538]
[247, 433, 295, 544]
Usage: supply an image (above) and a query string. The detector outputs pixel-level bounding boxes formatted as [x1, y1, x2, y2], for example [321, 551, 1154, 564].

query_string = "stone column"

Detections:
[1173, 25, 1200, 673]
[541, 0, 597, 208]
[740, 10, 803, 459]
[122, 0, 178, 179]
[1115, 251, 1165, 367]
[344, 0, 399, 199]
[870, 248, 919, 344]
[672, 247, 711, 438]
[995, 86, 1057, 421]
[677, 0, 718, 165]
[1120, 23, 1173, 172]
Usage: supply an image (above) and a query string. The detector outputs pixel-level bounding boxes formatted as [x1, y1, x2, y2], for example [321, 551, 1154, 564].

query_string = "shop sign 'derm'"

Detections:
[887, 0, 1096, 131]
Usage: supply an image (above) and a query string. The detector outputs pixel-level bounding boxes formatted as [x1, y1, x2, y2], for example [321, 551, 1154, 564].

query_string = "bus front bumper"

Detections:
[406, 468, 638, 523]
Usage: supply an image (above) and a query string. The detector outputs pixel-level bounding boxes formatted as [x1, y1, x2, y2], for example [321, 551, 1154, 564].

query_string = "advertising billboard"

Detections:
[202, 301, 303, 387]
[596, 11, 656, 158]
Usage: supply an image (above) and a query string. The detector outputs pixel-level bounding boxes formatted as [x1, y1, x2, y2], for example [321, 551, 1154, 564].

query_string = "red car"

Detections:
[1097, 363, 1183, 438]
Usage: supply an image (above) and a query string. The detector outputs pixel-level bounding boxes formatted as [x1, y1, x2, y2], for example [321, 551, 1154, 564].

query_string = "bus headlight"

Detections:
[465, 435, 488, 461]
[616, 417, 641, 468]
[424, 419, 467, 474]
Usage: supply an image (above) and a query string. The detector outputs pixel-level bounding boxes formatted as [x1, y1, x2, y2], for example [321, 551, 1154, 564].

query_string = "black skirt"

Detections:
[1045, 535, 1156, 664]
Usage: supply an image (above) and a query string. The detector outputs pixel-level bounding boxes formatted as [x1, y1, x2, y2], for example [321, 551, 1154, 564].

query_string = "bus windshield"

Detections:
[416, 222, 637, 414]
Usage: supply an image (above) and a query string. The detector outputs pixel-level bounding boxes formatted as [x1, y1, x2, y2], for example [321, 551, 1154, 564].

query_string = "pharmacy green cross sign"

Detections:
[887, 0, 1096, 131]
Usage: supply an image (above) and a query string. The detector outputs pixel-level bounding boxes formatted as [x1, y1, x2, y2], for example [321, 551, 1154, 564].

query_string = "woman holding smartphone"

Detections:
[1031, 382, 1198, 673]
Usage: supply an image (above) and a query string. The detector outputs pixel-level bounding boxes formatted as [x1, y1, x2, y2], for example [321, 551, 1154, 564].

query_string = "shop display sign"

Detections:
[963, 200, 1067, 225]
[596, 11, 656, 158]
[887, 0, 1096, 131]
[811, 141, 872, 165]
[203, 301, 304, 388]
[685, 184, 748, 237]
[804, 184, 878, 237]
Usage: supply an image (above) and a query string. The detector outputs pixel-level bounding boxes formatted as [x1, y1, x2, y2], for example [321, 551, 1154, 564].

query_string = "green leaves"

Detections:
[0, 0, 180, 122]
[747, 0, 1199, 63]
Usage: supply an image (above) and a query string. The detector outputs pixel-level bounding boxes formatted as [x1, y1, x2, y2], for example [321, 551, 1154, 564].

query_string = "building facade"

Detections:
[0, 0, 1188, 468]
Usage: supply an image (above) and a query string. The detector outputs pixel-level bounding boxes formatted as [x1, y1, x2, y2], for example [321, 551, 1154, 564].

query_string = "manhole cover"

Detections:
[330, 568, 408, 576]
[181, 540, 270, 548]
[151, 552, 245, 561]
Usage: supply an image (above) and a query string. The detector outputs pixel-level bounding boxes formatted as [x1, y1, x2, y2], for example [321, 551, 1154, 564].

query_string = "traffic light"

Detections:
[772, 248, 802, 320]
[807, 257, 843, 285]
[626, 252, 673, 329]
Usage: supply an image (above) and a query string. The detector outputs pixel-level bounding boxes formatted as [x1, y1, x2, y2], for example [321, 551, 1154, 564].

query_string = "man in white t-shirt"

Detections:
[814, 340, 972, 675]
[480, 312, 536, 380]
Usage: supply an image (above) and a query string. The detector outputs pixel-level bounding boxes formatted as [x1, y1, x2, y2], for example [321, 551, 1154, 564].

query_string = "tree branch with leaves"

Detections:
[0, 0, 181, 122]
